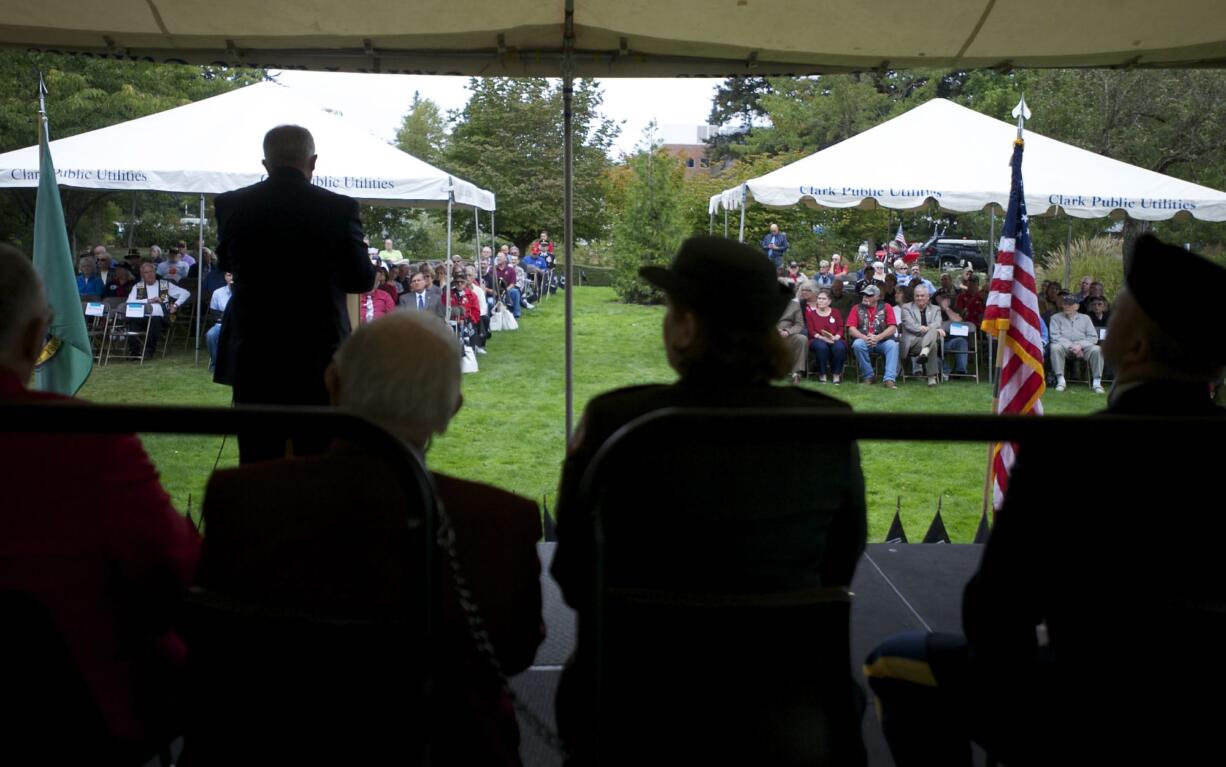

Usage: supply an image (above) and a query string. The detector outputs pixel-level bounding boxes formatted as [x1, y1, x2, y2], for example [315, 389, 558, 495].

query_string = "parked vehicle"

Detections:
[918, 237, 990, 271]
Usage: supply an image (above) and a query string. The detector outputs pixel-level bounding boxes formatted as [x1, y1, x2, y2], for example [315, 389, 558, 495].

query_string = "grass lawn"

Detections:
[78, 286, 1103, 541]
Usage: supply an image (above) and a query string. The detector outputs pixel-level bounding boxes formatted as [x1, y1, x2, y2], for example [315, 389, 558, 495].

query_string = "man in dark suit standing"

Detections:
[214, 124, 374, 463]
[865, 234, 1226, 766]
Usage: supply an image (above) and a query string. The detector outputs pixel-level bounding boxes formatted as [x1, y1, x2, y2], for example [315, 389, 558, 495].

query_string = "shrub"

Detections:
[1037, 237, 1124, 299]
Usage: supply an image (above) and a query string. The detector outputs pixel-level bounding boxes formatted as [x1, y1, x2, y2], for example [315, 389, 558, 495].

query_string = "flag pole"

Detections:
[981, 96, 1031, 520]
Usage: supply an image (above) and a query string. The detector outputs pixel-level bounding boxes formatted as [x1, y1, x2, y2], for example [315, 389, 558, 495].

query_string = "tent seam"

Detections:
[956, 0, 998, 60]
[143, 0, 171, 35]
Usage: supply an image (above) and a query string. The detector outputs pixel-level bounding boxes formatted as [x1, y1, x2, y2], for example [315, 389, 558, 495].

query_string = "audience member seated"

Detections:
[76, 255, 104, 297]
[1079, 280, 1107, 313]
[814, 259, 834, 287]
[509, 252, 535, 308]
[863, 234, 1226, 766]
[108, 263, 135, 303]
[892, 259, 912, 287]
[783, 260, 808, 289]
[155, 246, 191, 284]
[848, 284, 899, 388]
[1050, 292, 1105, 393]
[359, 267, 396, 325]
[205, 272, 233, 371]
[93, 247, 119, 298]
[890, 282, 911, 308]
[198, 311, 543, 765]
[1071, 273, 1093, 302]
[934, 272, 958, 303]
[187, 248, 227, 309]
[935, 292, 968, 380]
[0, 244, 200, 763]
[899, 284, 945, 387]
[550, 235, 866, 763]
[909, 265, 935, 295]
[398, 271, 445, 318]
[855, 260, 888, 295]
[827, 278, 856, 326]
[127, 262, 191, 358]
[830, 252, 848, 277]
[147, 244, 164, 264]
[804, 284, 847, 384]
[953, 274, 985, 327]
[1039, 280, 1062, 316]
[466, 266, 490, 354]
[492, 252, 523, 318]
[778, 284, 809, 384]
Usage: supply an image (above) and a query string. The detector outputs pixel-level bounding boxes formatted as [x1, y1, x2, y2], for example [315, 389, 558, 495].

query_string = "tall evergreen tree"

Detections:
[611, 125, 687, 304]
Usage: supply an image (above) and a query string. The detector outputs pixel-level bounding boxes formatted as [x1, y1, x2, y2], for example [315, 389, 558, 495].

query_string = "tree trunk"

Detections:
[1120, 217, 1151, 273]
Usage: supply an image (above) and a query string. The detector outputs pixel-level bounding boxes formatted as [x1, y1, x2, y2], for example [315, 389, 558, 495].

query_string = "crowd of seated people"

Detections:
[74, 231, 559, 369]
[776, 253, 994, 388]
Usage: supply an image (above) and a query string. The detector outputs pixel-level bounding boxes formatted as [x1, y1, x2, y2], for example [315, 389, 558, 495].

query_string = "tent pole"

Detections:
[1064, 219, 1072, 290]
[563, 2, 576, 442]
[195, 194, 204, 366]
[490, 210, 496, 253]
[988, 208, 996, 272]
[737, 184, 746, 243]
[724, 206, 728, 238]
[446, 187, 453, 321]
[127, 192, 138, 250]
[709, 211, 714, 235]
[473, 205, 480, 263]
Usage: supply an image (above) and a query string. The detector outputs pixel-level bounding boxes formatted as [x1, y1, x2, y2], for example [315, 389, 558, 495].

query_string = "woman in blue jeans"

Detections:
[801, 284, 847, 384]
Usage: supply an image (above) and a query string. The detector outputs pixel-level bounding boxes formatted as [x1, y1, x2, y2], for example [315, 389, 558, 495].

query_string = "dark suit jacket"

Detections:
[199, 448, 544, 766]
[961, 379, 1225, 763]
[398, 286, 446, 318]
[214, 166, 373, 404]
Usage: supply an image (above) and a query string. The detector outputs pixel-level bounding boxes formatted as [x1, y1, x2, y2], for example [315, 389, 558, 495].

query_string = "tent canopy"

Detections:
[1, 1, 1225, 76]
[715, 99, 1226, 222]
[0, 81, 496, 211]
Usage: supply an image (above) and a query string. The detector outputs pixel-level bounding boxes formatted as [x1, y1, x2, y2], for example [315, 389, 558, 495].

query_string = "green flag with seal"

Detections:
[33, 97, 92, 395]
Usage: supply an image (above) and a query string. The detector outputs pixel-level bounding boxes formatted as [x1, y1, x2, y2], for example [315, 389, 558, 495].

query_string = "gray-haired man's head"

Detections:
[262, 125, 318, 180]
[0, 244, 50, 382]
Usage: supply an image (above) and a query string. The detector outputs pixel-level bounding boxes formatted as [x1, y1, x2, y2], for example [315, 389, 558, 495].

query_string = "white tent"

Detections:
[0, 81, 495, 211]
[715, 99, 1226, 223]
[1, 1, 1224, 75]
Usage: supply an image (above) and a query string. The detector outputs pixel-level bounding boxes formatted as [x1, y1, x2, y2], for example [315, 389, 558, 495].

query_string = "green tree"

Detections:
[444, 77, 617, 250]
[394, 91, 447, 166]
[0, 51, 264, 249]
[611, 129, 687, 304]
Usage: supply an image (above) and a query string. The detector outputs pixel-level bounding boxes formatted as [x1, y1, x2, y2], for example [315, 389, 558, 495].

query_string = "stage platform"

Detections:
[512, 542, 986, 766]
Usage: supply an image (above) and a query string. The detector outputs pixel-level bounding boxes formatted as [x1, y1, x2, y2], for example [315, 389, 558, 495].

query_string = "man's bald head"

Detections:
[262, 125, 317, 179]
[326, 312, 462, 450]
[0, 244, 50, 381]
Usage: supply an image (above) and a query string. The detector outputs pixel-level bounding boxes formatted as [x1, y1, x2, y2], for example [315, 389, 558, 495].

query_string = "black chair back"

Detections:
[0, 589, 110, 763]
[581, 407, 867, 766]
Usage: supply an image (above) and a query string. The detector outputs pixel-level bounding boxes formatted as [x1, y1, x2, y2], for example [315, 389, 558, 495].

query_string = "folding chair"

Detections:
[581, 408, 867, 766]
[104, 305, 152, 365]
[942, 324, 979, 383]
[81, 300, 109, 363]
[160, 297, 195, 358]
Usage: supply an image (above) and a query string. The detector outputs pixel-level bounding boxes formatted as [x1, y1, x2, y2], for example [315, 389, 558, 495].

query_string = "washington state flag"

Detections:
[33, 122, 92, 395]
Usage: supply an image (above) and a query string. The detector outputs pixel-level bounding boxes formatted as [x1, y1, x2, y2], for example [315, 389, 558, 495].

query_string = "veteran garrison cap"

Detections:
[640, 235, 792, 331]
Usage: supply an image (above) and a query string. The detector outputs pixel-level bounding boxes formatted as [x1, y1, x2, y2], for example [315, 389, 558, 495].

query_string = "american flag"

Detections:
[981, 137, 1045, 511]
[893, 223, 906, 247]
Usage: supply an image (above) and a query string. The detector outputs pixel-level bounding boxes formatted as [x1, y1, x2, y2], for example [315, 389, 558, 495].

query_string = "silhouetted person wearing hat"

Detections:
[550, 235, 867, 762]
[214, 124, 374, 463]
[864, 234, 1226, 766]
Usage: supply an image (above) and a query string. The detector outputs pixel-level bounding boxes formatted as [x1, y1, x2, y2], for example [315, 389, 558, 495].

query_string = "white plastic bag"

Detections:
[461, 344, 479, 374]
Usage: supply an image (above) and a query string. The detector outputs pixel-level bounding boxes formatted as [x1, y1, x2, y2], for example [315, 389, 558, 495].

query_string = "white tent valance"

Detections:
[715, 99, 1226, 223]
[1, 2, 1224, 75]
[0, 81, 495, 211]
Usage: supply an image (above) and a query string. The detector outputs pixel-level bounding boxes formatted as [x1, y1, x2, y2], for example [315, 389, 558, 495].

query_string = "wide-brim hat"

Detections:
[1128, 234, 1226, 363]
[640, 236, 792, 331]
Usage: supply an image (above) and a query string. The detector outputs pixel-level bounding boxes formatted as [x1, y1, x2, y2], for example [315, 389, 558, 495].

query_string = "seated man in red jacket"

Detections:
[199, 310, 544, 765]
[0, 244, 201, 762]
